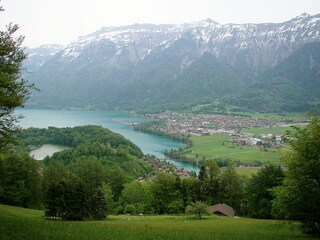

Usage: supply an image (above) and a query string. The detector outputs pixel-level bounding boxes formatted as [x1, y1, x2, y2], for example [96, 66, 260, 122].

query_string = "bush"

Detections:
[185, 201, 209, 219]
[124, 204, 136, 215]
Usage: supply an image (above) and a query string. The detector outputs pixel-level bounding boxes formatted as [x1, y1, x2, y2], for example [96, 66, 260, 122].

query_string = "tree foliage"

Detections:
[272, 116, 320, 236]
[0, 151, 42, 208]
[185, 201, 209, 219]
[120, 181, 153, 214]
[246, 164, 284, 219]
[0, 9, 33, 151]
[43, 159, 108, 220]
[16, 125, 151, 178]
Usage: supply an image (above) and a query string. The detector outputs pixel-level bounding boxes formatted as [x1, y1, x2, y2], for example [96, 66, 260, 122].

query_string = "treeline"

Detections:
[0, 152, 42, 208]
[1, 125, 152, 219]
[0, 145, 285, 219]
[2, 125, 284, 219]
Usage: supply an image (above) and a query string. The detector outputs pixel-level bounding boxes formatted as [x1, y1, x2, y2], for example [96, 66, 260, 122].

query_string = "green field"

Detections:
[244, 126, 295, 135]
[0, 204, 309, 240]
[233, 167, 261, 176]
[186, 135, 288, 165]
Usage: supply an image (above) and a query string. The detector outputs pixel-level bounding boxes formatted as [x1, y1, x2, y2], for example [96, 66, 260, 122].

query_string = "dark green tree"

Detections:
[247, 164, 284, 219]
[197, 161, 220, 204]
[197, 164, 208, 201]
[43, 160, 108, 220]
[206, 161, 221, 204]
[90, 186, 108, 219]
[65, 180, 89, 220]
[0, 7, 33, 151]
[42, 161, 68, 194]
[120, 180, 153, 214]
[219, 164, 244, 213]
[106, 165, 130, 202]
[0, 152, 42, 208]
[272, 116, 320, 237]
[180, 177, 198, 208]
[151, 172, 182, 214]
[44, 179, 68, 219]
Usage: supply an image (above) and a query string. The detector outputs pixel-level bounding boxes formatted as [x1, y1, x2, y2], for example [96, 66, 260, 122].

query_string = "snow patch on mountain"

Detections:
[56, 13, 320, 68]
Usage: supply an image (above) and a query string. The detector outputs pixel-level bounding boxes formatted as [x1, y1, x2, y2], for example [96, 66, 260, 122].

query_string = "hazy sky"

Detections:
[1, 0, 320, 48]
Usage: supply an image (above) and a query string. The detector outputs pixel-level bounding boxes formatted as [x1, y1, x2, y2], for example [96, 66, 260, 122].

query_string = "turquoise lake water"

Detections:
[16, 109, 198, 172]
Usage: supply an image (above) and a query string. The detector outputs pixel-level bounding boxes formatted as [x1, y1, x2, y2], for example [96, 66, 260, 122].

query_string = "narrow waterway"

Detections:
[17, 109, 198, 173]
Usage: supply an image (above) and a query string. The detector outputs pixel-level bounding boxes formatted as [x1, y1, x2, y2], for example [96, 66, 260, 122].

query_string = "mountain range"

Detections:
[24, 13, 320, 113]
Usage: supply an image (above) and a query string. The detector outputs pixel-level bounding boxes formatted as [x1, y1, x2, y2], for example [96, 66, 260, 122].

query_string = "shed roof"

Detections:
[209, 203, 235, 217]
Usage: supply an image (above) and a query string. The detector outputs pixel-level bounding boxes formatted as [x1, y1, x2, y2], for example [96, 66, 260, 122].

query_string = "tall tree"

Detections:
[247, 164, 284, 219]
[272, 116, 320, 237]
[0, 152, 42, 208]
[0, 6, 33, 151]
[219, 164, 243, 213]
[151, 172, 182, 214]
[120, 180, 153, 214]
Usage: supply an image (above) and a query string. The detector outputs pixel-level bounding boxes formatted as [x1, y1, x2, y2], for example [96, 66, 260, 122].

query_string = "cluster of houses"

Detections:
[145, 112, 280, 136]
[230, 133, 284, 148]
[139, 156, 190, 181]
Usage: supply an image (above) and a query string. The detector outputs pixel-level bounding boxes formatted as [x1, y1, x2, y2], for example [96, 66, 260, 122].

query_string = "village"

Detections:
[144, 112, 280, 136]
[131, 112, 300, 175]
[139, 112, 290, 148]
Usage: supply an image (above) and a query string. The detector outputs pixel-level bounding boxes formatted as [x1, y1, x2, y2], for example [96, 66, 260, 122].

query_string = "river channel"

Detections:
[16, 109, 198, 172]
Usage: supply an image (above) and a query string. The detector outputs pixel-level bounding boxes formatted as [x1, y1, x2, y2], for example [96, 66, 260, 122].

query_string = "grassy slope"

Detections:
[0, 204, 308, 240]
[186, 135, 287, 165]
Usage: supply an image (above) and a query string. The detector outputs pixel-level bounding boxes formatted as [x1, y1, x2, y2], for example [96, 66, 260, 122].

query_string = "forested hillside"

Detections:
[232, 42, 320, 112]
[16, 125, 148, 177]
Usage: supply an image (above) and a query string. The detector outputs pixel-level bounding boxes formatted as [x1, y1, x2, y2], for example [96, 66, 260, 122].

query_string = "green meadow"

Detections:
[233, 167, 260, 176]
[0, 204, 309, 240]
[244, 126, 294, 135]
[186, 134, 287, 165]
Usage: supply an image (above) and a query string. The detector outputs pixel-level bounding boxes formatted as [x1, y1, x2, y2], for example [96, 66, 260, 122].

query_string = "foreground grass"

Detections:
[0, 204, 309, 240]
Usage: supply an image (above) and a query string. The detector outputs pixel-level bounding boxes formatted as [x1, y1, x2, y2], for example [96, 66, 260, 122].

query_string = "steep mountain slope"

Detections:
[232, 42, 320, 112]
[25, 13, 320, 112]
[23, 44, 63, 72]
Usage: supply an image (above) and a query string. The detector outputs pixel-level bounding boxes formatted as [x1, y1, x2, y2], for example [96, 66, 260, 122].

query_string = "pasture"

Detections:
[186, 135, 286, 165]
[0, 204, 309, 240]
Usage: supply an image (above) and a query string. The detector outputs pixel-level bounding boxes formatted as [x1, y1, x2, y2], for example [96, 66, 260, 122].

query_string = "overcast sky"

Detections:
[1, 0, 320, 48]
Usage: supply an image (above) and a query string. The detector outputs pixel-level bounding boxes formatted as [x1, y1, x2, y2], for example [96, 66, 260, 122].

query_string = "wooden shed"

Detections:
[209, 203, 235, 217]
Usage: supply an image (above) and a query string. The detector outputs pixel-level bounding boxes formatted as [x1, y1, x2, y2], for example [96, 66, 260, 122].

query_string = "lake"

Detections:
[29, 144, 69, 160]
[16, 108, 198, 172]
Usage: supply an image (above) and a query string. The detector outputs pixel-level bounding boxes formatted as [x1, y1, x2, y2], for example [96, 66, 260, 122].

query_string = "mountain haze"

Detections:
[25, 13, 320, 112]
[233, 41, 320, 112]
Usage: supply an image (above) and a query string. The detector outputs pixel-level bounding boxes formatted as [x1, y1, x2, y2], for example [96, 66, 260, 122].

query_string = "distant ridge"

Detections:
[25, 13, 320, 113]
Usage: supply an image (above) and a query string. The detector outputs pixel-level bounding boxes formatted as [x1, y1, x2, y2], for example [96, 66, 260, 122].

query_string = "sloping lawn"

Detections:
[0, 204, 309, 240]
